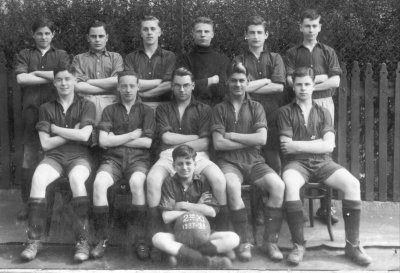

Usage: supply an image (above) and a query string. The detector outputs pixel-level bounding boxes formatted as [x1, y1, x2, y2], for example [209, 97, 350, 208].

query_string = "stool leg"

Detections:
[309, 198, 314, 227]
[326, 189, 334, 241]
[250, 187, 258, 245]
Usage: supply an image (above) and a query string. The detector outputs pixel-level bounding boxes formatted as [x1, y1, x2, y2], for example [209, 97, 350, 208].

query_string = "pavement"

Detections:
[0, 189, 399, 272]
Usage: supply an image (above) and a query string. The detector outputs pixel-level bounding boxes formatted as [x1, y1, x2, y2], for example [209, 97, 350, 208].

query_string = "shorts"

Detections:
[153, 149, 216, 176]
[81, 94, 118, 125]
[39, 153, 92, 176]
[283, 157, 343, 183]
[98, 156, 150, 182]
[217, 160, 275, 184]
[314, 97, 334, 122]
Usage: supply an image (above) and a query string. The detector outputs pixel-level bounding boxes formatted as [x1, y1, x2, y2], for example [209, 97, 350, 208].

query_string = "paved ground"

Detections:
[0, 189, 399, 271]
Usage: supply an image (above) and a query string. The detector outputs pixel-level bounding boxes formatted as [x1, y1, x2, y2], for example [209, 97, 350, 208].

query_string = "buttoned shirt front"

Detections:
[98, 101, 155, 160]
[156, 97, 212, 152]
[124, 47, 176, 102]
[277, 101, 335, 161]
[36, 95, 96, 155]
[210, 94, 267, 164]
[285, 42, 341, 99]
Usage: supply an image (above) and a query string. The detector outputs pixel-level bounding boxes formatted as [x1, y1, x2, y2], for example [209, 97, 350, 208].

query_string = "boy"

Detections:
[285, 9, 342, 224]
[177, 17, 229, 106]
[211, 62, 286, 262]
[72, 20, 124, 124]
[90, 71, 155, 260]
[146, 67, 229, 259]
[15, 18, 70, 220]
[152, 144, 239, 269]
[20, 65, 95, 263]
[277, 67, 372, 266]
[124, 16, 176, 110]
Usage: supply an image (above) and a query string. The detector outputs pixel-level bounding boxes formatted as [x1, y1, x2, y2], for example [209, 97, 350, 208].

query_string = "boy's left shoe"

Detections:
[135, 240, 150, 261]
[261, 242, 283, 261]
[345, 242, 372, 266]
[74, 239, 90, 262]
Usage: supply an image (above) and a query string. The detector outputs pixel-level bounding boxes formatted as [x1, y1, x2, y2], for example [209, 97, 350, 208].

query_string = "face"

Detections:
[87, 26, 108, 53]
[245, 24, 268, 49]
[140, 20, 161, 46]
[228, 72, 248, 97]
[32, 26, 54, 50]
[173, 156, 196, 180]
[118, 75, 139, 103]
[293, 75, 315, 101]
[300, 17, 321, 41]
[172, 75, 194, 102]
[192, 23, 214, 47]
[53, 70, 76, 96]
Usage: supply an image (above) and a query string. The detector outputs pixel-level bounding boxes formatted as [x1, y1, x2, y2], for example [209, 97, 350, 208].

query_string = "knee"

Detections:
[346, 178, 360, 194]
[93, 179, 109, 201]
[152, 232, 167, 248]
[229, 232, 240, 249]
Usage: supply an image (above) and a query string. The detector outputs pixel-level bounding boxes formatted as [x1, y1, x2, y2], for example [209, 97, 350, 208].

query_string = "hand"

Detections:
[315, 74, 329, 84]
[264, 78, 272, 85]
[174, 201, 189, 211]
[280, 138, 297, 155]
[129, 128, 143, 139]
[208, 75, 219, 85]
[50, 124, 58, 135]
[224, 132, 233, 140]
[74, 122, 81, 129]
[198, 192, 214, 204]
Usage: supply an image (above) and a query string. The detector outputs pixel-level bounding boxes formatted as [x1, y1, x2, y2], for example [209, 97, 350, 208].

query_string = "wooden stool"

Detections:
[301, 182, 334, 241]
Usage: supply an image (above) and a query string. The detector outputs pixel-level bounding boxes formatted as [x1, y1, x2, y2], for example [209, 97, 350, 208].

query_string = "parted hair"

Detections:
[53, 64, 76, 77]
[32, 18, 55, 33]
[291, 66, 316, 83]
[300, 9, 321, 23]
[87, 20, 108, 34]
[172, 145, 197, 161]
[228, 61, 249, 78]
[172, 67, 194, 82]
[140, 15, 161, 27]
[245, 15, 267, 32]
[192, 16, 214, 29]
[117, 70, 139, 83]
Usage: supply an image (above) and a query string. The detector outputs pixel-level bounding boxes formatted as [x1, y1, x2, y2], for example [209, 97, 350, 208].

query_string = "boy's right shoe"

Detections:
[91, 239, 108, 259]
[345, 242, 372, 266]
[20, 239, 41, 261]
[74, 239, 90, 262]
[287, 243, 306, 265]
[206, 256, 232, 269]
[236, 242, 252, 262]
[261, 242, 283, 261]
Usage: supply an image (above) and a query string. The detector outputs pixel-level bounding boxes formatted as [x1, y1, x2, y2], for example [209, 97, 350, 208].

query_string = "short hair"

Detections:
[172, 145, 197, 161]
[117, 70, 139, 83]
[53, 64, 76, 78]
[192, 17, 214, 30]
[32, 18, 55, 33]
[245, 15, 267, 32]
[300, 9, 321, 22]
[87, 20, 108, 34]
[291, 67, 315, 83]
[228, 61, 249, 78]
[171, 67, 194, 83]
[140, 15, 161, 27]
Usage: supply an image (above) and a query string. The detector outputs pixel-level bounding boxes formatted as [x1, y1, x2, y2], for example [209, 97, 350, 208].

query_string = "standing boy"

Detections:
[90, 71, 155, 260]
[211, 62, 286, 262]
[152, 144, 239, 269]
[72, 20, 124, 124]
[177, 17, 229, 106]
[124, 16, 176, 110]
[15, 18, 70, 220]
[20, 65, 95, 263]
[285, 9, 342, 223]
[277, 67, 372, 266]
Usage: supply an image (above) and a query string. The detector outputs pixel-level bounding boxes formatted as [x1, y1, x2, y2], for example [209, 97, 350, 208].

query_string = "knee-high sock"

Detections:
[214, 205, 230, 231]
[71, 196, 90, 241]
[127, 205, 147, 241]
[285, 200, 305, 245]
[93, 205, 110, 241]
[263, 206, 283, 243]
[342, 199, 362, 245]
[27, 198, 47, 240]
[230, 208, 248, 244]
[147, 206, 163, 242]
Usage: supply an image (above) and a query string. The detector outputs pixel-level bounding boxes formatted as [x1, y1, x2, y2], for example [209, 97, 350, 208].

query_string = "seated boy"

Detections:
[277, 67, 372, 266]
[91, 71, 155, 260]
[152, 145, 239, 269]
[20, 65, 95, 263]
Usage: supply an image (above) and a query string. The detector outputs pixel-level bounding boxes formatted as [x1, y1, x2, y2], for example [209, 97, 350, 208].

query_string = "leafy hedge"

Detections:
[0, 0, 399, 75]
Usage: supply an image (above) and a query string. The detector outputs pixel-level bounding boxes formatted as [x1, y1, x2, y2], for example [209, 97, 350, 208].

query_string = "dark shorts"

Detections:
[98, 156, 149, 182]
[39, 152, 92, 176]
[217, 160, 275, 184]
[283, 157, 343, 183]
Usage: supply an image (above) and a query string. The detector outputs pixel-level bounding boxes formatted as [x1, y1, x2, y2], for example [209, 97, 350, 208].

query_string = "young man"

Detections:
[90, 71, 155, 260]
[234, 15, 286, 173]
[277, 67, 372, 266]
[124, 16, 176, 110]
[152, 144, 239, 269]
[20, 65, 95, 263]
[146, 67, 229, 258]
[285, 9, 342, 224]
[15, 18, 70, 220]
[211, 62, 286, 262]
[177, 17, 229, 106]
[72, 20, 124, 124]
